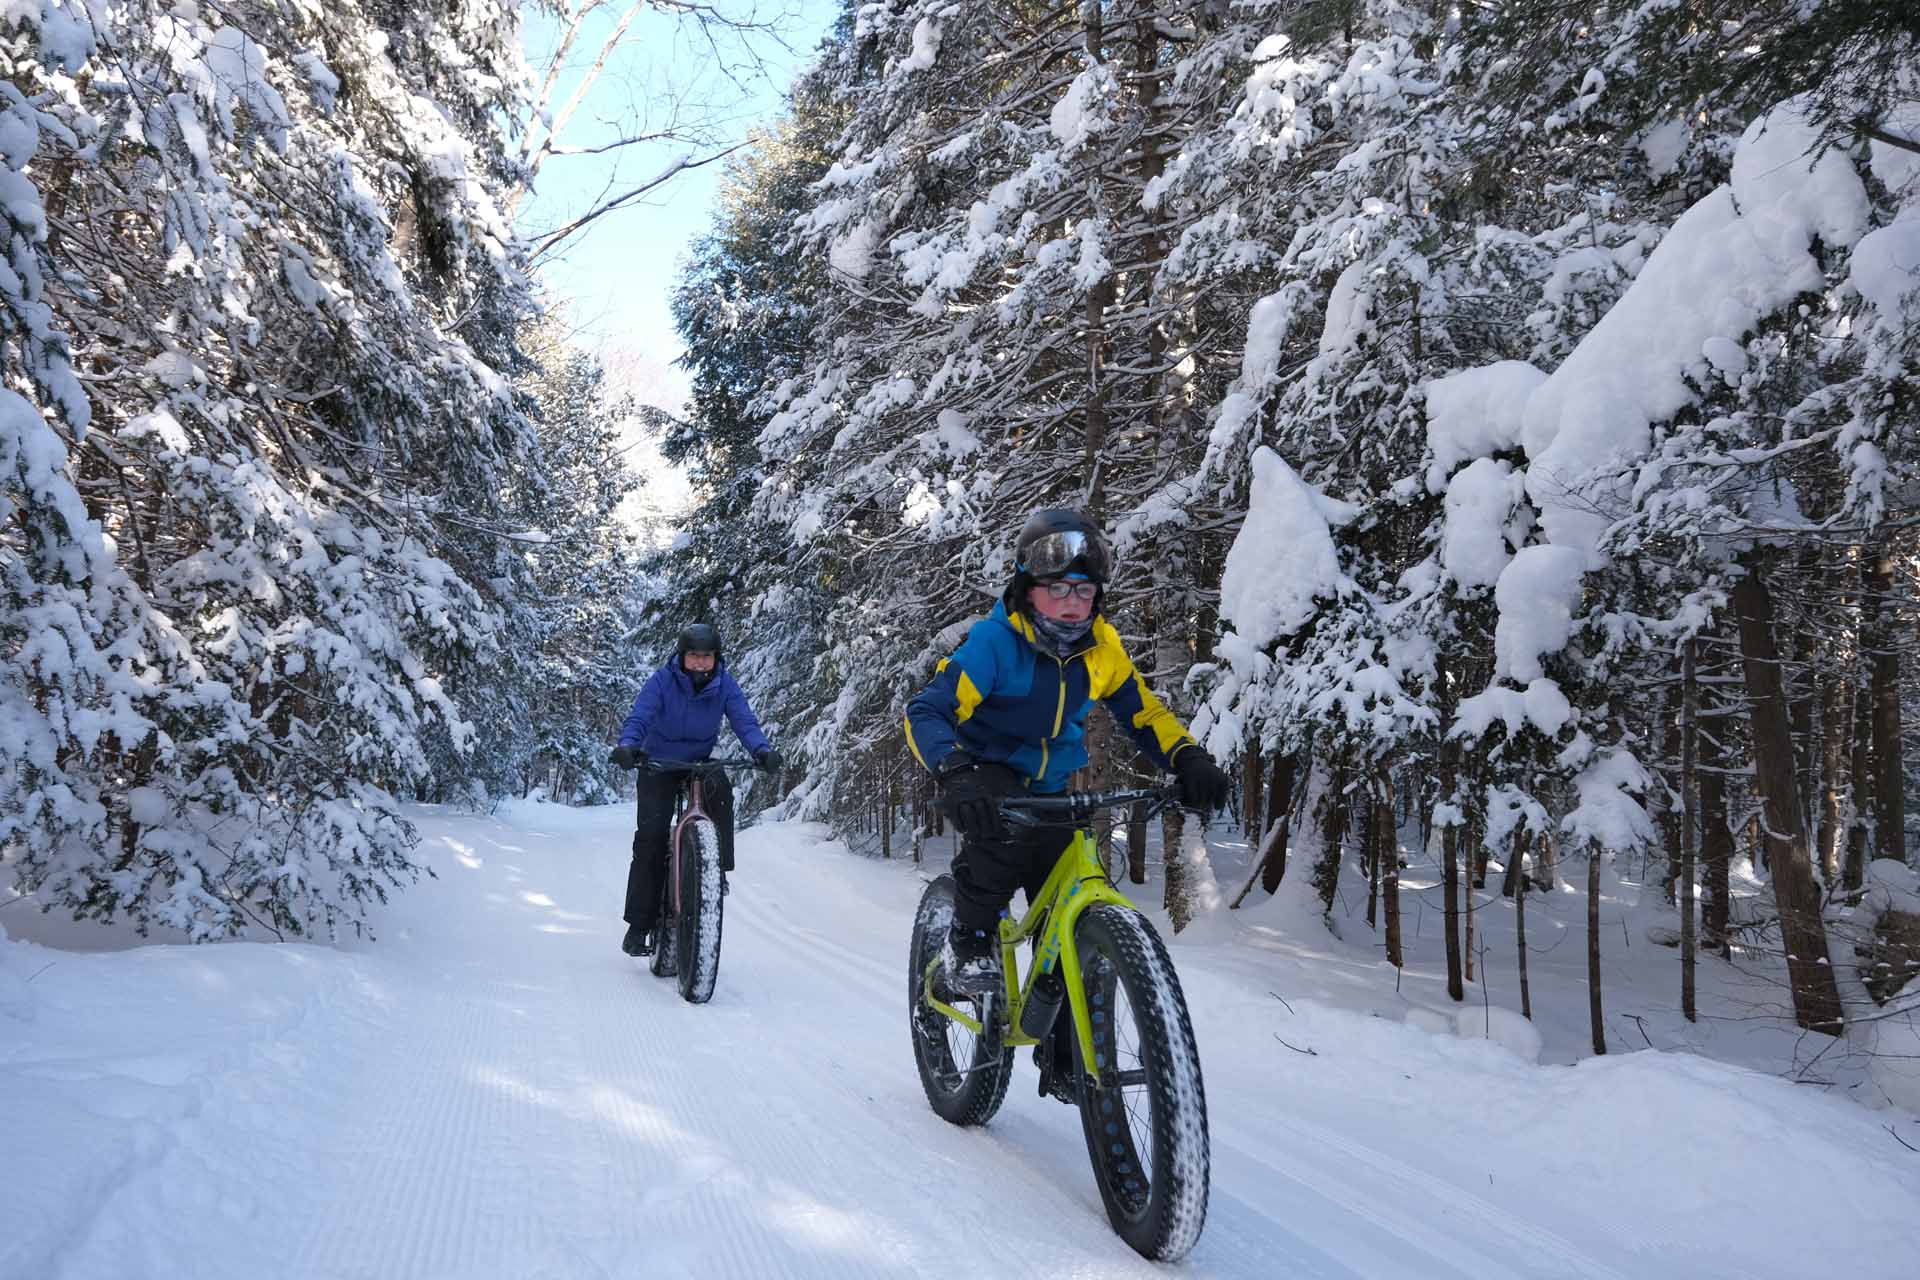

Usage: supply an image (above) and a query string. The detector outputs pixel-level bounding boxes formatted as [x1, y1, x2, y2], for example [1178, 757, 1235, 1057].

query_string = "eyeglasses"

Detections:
[1021, 529, 1111, 580]
[1039, 580, 1099, 602]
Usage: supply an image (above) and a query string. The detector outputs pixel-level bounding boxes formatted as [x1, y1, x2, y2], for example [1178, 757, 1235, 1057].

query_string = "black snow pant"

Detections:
[950, 819, 1079, 935]
[624, 768, 735, 929]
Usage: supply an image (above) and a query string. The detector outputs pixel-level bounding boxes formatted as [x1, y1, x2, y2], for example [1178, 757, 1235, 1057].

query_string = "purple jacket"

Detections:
[617, 657, 772, 763]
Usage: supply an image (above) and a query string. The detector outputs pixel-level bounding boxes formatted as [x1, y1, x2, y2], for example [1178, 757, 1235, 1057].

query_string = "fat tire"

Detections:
[908, 876, 1012, 1126]
[675, 817, 724, 1003]
[1073, 904, 1210, 1262]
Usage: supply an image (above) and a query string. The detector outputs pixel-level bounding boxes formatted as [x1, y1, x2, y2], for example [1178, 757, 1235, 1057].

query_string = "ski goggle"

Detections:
[1019, 529, 1111, 581]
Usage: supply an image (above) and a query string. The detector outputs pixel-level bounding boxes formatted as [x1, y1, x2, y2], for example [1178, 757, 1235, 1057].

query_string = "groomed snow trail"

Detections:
[5, 804, 1918, 1279]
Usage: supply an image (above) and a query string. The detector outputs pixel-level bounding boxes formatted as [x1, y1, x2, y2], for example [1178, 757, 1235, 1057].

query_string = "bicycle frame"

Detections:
[646, 757, 752, 917]
[923, 787, 1176, 1089]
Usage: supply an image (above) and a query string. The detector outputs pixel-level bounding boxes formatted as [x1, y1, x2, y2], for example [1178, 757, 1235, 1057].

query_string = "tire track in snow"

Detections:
[1206, 1114, 1631, 1280]
[727, 884, 1294, 1279]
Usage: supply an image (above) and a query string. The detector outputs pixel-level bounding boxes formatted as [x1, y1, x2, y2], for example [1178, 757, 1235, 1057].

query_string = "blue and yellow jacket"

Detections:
[904, 600, 1198, 793]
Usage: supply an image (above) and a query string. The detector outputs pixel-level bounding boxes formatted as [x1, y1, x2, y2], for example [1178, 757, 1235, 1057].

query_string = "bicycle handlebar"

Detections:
[998, 783, 1186, 826]
[641, 756, 759, 773]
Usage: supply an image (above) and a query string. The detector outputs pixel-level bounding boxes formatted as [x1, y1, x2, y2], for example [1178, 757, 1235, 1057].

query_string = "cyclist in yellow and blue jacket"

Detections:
[905, 509, 1231, 994]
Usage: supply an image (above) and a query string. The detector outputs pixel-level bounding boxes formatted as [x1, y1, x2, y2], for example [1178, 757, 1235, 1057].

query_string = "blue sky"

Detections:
[516, 1, 840, 407]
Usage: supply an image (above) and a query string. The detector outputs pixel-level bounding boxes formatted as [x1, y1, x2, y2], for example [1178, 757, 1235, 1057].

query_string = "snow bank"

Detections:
[1405, 1001, 1544, 1062]
[1849, 859, 1920, 1112]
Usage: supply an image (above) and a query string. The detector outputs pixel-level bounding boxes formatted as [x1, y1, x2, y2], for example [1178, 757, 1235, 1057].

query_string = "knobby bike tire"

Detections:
[908, 875, 1012, 1126]
[1073, 903, 1210, 1262]
[675, 816, 724, 1004]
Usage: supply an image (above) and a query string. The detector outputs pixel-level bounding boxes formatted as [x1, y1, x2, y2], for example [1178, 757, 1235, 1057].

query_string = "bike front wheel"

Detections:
[1072, 904, 1210, 1262]
[674, 816, 725, 1003]
[908, 875, 1012, 1126]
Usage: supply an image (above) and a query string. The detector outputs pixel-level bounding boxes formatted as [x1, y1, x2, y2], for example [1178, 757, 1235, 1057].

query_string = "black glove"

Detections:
[1172, 747, 1230, 814]
[754, 747, 782, 775]
[937, 756, 1021, 841]
[608, 745, 644, 771]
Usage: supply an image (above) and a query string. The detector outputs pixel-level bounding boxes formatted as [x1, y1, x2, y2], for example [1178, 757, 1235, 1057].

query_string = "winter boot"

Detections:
[621, 924, 652, 957]
[939, 923, 1001, 997]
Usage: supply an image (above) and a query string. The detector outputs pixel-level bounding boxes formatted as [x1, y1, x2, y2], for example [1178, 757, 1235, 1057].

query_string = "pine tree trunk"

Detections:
[1700, 710, 1733, 956]
[1261, 752, 1298, 893]
[1514, 829, 1532, 1020]
[1865, 546, 1906, 864]
[1464, 835, 1477, 983]
[1243, 750, 1264, 843]
[1080, 0, 1111, 517]
[1681, 638, 1698, 1022]
[1089, 719, 1115, 874]
[1658, 651, 1684, 900]
[1377, 764, 1401, 968]
[1163, 804, 1188, 922]
[1847, 674, 1874, 890]
[1788, 610, 1818, 863]
[1732, 559, 1844, 1033]
[1466, 786, 1490, 887]
[1439, 733, 1463, 1001]
[1127, 798, 1148, 884]
[1364, 793, 1379, 930]
[1589, 844, 1607, 1055]
[1535, 829, 1557, 891]
[1313, 765, 1349, 912]
[880, 770, 893, 860]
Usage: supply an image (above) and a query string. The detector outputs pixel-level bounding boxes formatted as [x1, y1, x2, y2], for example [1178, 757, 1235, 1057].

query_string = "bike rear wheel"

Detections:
[1073, 904, 1209, 1262]
[649, 851, 677, 979]
[675, 816, 724, 1003]
[908, 876, 1012, 1126]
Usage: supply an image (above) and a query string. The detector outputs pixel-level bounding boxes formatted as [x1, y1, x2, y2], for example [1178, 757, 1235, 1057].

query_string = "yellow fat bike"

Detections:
[908, 786, 1210, 1262]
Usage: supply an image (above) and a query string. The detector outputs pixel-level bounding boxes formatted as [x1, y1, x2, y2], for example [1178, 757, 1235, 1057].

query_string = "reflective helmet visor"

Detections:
[1019, 528, 1111, 582]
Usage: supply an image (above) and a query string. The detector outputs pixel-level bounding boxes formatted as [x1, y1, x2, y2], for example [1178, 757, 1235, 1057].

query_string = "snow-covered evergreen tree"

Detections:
[2, 0, 544, 938]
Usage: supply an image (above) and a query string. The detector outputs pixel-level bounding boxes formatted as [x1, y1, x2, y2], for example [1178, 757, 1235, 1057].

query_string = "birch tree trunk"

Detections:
[1817, 669, 1849, 884]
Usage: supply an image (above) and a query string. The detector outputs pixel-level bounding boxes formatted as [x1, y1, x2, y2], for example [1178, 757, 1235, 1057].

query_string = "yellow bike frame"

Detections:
[921, 828, 1135, 1084]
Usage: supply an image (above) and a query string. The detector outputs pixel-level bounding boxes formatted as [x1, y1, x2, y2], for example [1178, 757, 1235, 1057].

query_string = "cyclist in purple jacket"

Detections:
[608, 623, 780, 956]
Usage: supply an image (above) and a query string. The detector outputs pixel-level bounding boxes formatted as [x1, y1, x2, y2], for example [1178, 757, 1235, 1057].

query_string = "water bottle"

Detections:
[1020, 969, 1065, 1039]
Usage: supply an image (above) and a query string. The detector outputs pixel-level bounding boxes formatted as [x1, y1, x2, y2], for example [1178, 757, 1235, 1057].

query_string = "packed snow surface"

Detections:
[3, 804, 1917, 1279]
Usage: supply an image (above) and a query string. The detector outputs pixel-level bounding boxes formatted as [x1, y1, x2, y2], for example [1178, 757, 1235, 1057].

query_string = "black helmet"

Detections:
[677, 622, 722, 659]
[1014, 508, 1112, 582]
